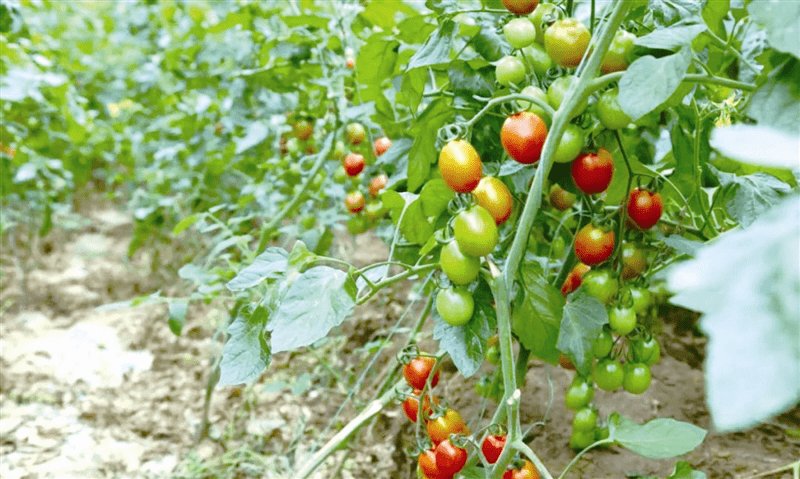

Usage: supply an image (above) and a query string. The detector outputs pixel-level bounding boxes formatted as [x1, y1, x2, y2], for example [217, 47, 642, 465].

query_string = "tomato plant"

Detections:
[454, 205, 500, 258]
[500, 112, 548, 165]
[627, 188, 664, 230]
[439, 140, 483, 193]
[571, 149, 614, 195]
[574, 224, 615, 265]
[544, 18, 591, 69]
[473, 176, 514, 224]
[436, 287, 475, 326]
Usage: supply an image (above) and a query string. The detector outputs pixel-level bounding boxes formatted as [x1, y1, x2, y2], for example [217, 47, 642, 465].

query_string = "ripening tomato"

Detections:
[346, 123, 366, 145]
[439, 140, 483, 193]
[373, 136, 392, 156]
[496, 55, 527, 86]
[503, 460, 541, 479]
[621, 243, 647, 279]
[403, 389, 438, 422]
[627, 188, 663, 229]
[473, 176, 513, 224]
[597, 87, 632, 130]
[504, 17, 536, 49]
[454, 205, 499, 257]
[601, 29, 636, 74]
[440, 240, 481, 285]
[427, 408, 468, 445]
[529, 2, 557, 44]
[517, 85, 550, 121]
[561, 262, 590, 296]
[571, 149, 614, 195]
[544, 18, 591, 68]
[403, 355, 440, 390]
[553, 123, 585, 163]
[436, 287, 475, 326]
[346, 56, 355, 69]
[292, 119, 313, 140]
[343, 153, 365, 177]
[549, 184, 577, 211]
[501, 111, 548, 164]
[502, 0, 539, 15]
[418, 449, 443, 479]
[435, 439, 468, 477]
[369, 174, 388, 197]
[481, 434, 506, 464]
[559, 354, 576, 370]
[574, 224, 615, 265]
[344, 191, 365, 213]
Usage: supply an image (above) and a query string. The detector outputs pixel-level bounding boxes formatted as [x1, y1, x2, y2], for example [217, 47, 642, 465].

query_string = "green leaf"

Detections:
[634, 21, 707, 51]
[268, 266, 356, 353]
[359, 1, 416, 30]
[667, 195, 800, 431]
[399, 197, 434, 245]
[400, 67, 427, 113]
[557, 291, 608, 375]
[618, 48, 692, 121]
[407, 132, 435, 193]
[408, 20, 456, 69]
[470, 21, 508, 62]
[512, 260, 564, 365]
[172, 214, 200, 236]
[656, 232, 703, 257]
[218, 306, 270, 386]
[356, 35, 399, 84]
[747, 0, 800, 58]
[234, 121, 269, 154]
[281, 15, 330, 29]
[710, 124, 800, 169]
[715, 169, 792, 227]
[669, 461, 707, 479]
[608, 414, 707, 459]
[746, 59, 800, 134]
[419, 179, 454, 218]
[168, 300, 188, 336]
[227, 248, 289, 291]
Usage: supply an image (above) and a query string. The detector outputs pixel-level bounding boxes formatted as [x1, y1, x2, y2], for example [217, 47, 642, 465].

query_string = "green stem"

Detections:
[514, 345, 531, 389]
[556, 439, 614, 479]
[464, 93, 556, 131]
[705, 29, 761, 74]
[356, 263, 438, 304]
[612, 129, 634, 276]
[588, 71, 756, 95]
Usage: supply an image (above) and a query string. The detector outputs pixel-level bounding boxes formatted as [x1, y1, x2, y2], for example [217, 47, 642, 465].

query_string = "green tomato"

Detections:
[550, 235, 566, 259]
[454, 205, 499, 257]
[333, 165, 348, 184]
[593, 358, 624, 391]
[608, 306, 637, 336]
[580, 270, 619, 305]
[516, 85, 550, 123]
[601, 29, 636, 74]
[486, 345, 501, 366]
[547, 76, 588, 118]
[517, 43, 553, 78]
[565, 376, 594, 411]
[440, 240, 481, 285]
[597, 87, 632, 130]
[623, 362, 652, 394]
[572, 407, 599, 432]
[631, 336, 661, 366]
[496, 55, 527, 87]
[553, 123, 585, 163]
[504, 18, 536, 49]
[592, 325, 614, 358]
[528, 2, 558, 44]
[628, 287, 652, 315]
[569, 430, 596, 451]
[436, 287, 475, 326]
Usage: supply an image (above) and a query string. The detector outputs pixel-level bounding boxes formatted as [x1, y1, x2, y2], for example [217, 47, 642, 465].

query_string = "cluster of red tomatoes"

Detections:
[402, 353, 541, 479]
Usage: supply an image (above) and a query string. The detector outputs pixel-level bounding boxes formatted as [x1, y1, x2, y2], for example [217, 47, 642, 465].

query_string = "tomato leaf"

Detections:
[618, 48, 692, 121]
[667, 195, 800, 431]
[745, 60, 800, 134]
[408, 20, 456, 69]
[512, 260, 564, 365]
[227, 247, 288, 291]
[747, 0, 800, 58]
[710, 124, 799, 170]
[268, 266, 356, 353]
[608, 413, 707, 459]
[355, 35, 399, 84]
[557, 291, 608, 376]
[167, 300, 188, 336]
[419, 179, 455, 218]
[219, 305, 271, 386]
[634, 20, 707, 51]
[715, 168, 792, 227]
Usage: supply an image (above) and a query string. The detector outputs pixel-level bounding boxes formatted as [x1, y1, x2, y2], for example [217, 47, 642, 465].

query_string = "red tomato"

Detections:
[482, 435, 507, 464]
[343, 153, 365, 177]
[369, 174, 388, 197]
[418, 449, 444, 479]
[373, 137, 392, 156]
[574, 224, 615, 265]
[439, 140, 483, 193]
[501, 111, 548, 165]
[344, 191, 365, 214]
[560, 262, 590, 296]
[559, 354, 576, 370]
[549, 184, 577, 210]
[502, 0, 539, 15]
[435, 439, 468, 477]
[473, 176, 513, 224]
[627, 188, 664, 229]
[403, 355, 440, 390]
[571, 149, 614, 195]
[402, 389, 438, 423]
[346, 56, 355, 69]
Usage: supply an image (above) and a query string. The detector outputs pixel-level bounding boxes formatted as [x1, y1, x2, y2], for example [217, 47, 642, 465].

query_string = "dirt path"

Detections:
[0, 210, 797, 478]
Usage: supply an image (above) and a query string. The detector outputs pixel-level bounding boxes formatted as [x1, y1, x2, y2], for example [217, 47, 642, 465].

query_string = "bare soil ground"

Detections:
[1, 208, 797, 479]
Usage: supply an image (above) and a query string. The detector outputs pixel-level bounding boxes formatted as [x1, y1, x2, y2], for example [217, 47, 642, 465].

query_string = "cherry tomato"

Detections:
[628, 287, 652, 315]
[343, 153, 365, 177]
[403, 355, 440, 390]
[609, 305, 637, 336]
[529, 2, 557, 44]
[549, 184, 577, 211]
[440, 240, 480, 285]
[502, 0, 539, 15]
[364, 202, 386, 222]
[561, 262, 591, 296]
[565, 375, 594, 411]
[503, 460, 541, 479]
[597, 87, 632, 130]
[623, 362, 652, 394]
[546, 75, 589, 118]
[631, 336, 661, 366]
[594, 357, 624, 391]
[592, 325, 614, 358]
[553, 123, 585, 163]
[580, 269, 619, 304]
[517, 43, 553, 78]
[418, 449, 444, 479]
[439, 140, 483, 193]
[601, 29, 636, 74]
[505, 18, 536, 48]
[569, 430, 596, 451]
[621, 243, 647, 279]
[436, 287, 475, 326]
[550, 235, 566, 258]
[481, 434, 506, 464]
[517, 85, 550, 121]
[571, 149, 614, 195]
[345, 56, 355, 69]
[369, 174, 388, 197]
[435, 439, 468, 477]
[574, 224, 615, 265]
[496, 55, 527, 87]
[333, 165, 347, 184]
[403, 389, 438, 422]
[454, 205, 499, 257]
[627, 188, 664, 230]
[473, 176, 513, 224]
[572, 406, 599, 432]
[344, 191, 365, 213]
[292, 119, 313, 140]
[544, 18, 591, 68]
[373, 137, 392, 156]
[501, 111, 548, 165]
[332, 140, 346, 161]
[345, 122, 366, 145]
[427, 409, 468, 445]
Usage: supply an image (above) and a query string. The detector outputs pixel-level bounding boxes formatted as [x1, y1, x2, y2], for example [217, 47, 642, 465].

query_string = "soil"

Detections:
[0, 208, 797, 479]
